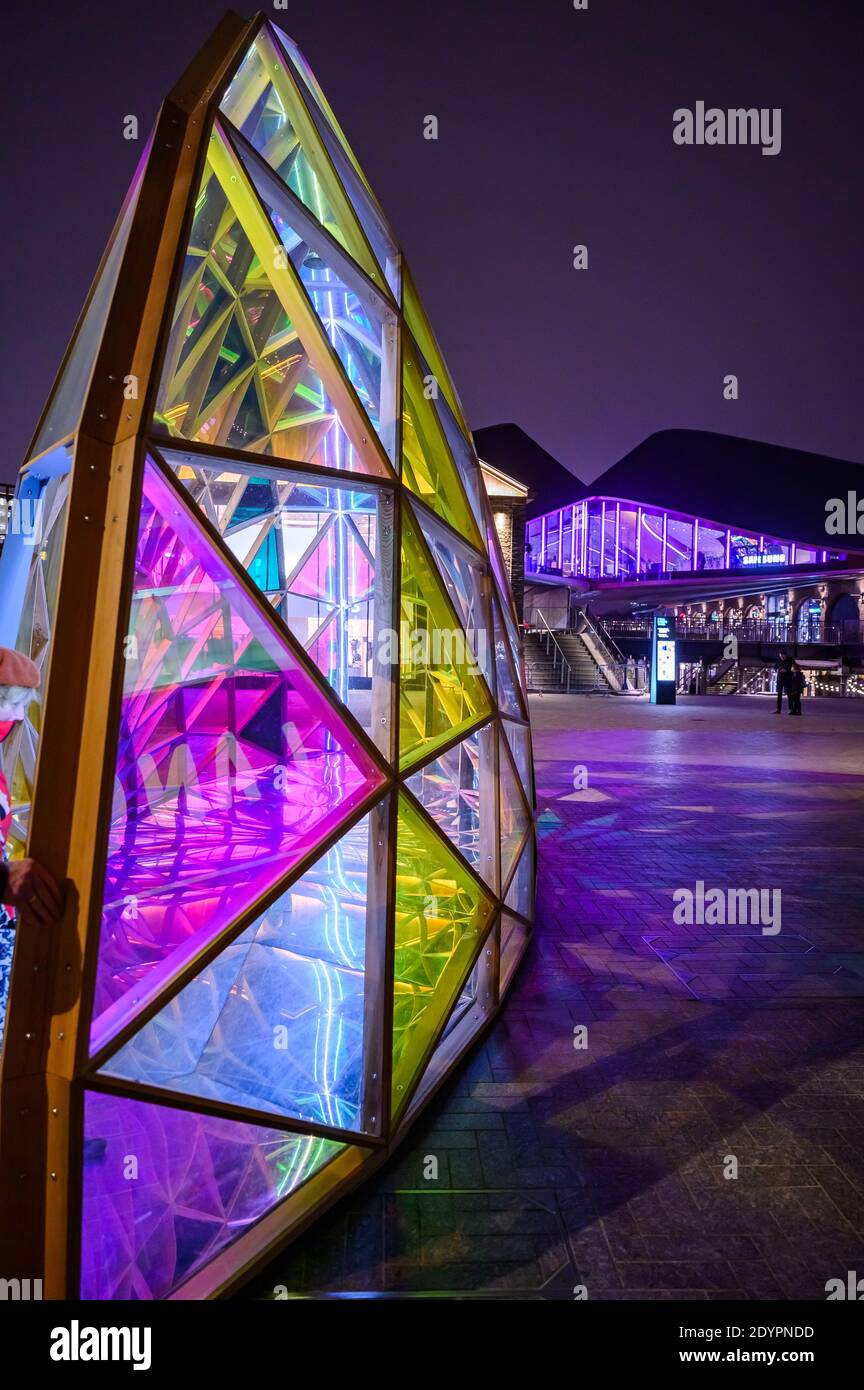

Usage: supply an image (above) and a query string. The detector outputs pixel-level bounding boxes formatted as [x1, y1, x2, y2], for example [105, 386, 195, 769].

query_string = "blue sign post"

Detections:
[651, 612, 677, 705]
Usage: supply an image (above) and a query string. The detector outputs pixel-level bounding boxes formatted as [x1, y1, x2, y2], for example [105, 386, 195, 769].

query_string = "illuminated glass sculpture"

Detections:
[0, 13, 535, 1299]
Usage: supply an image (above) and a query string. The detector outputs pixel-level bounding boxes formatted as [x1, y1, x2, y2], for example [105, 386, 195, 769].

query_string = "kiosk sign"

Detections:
[651, 614, 677, 704]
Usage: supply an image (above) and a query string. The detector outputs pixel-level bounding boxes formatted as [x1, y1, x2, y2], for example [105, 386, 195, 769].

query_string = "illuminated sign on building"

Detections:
[740, 551, 785, 567]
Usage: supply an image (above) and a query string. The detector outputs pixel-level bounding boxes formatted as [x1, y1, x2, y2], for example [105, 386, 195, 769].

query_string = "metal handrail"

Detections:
[578, 613, 631, 691]
[529, 611, 574, 693]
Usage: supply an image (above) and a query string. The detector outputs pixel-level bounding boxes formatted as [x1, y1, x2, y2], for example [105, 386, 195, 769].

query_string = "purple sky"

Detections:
[1, 0, 861, 484]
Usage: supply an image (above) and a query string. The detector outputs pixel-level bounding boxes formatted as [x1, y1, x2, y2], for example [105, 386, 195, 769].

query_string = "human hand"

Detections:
[3, 858, 64, 924]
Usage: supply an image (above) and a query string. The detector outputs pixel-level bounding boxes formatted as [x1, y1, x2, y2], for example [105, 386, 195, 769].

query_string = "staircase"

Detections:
[523, 629, 609, 693]
[707, 657, 738, 693]
[555, 632, 609, 689]
[523, 630, 568, 692]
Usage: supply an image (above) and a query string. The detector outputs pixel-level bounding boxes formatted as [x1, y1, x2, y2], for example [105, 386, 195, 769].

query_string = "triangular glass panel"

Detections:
[232, 127, 398, 462]
[412, 500, 495, 698]
[483, 496, 526, 690]
[404, 722, 497, 890]
[28, 146, 148, 460]
[492, 595, 524, 719]
[401, 335, 482, 548]
[154, 126, 390, 477]
[98, 801, 389, 1136]
[162, 448, 395, 759]
[391, 793, 495, 1114]
[402, 267, 469, 438]
[270, 24, 401, 300]
[219, 26, 386, 290]
[80, 1090, 340, 1299]
[90, 457, 385, 1055]
[500, 910, 530, 994]
[504, 834, 535, 921]
[503, 718, 533, 806]
[499, 731, 532, 890]
[399, 505, 494, 770]
[406, 328, 484, 536]
[0, 448, 74, 856]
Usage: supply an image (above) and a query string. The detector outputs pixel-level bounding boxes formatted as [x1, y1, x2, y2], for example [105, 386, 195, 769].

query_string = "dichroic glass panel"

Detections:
[80, 1090, 340, 1299]
[91, 458, 384, 1054]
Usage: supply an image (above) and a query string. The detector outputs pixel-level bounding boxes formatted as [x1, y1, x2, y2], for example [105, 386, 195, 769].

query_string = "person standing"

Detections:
[775, 650, 793, 713]
[0, 647, 64, 1051]
[788, 660, 805, 716]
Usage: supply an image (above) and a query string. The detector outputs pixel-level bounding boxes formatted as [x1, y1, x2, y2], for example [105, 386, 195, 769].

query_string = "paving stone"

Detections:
[246, 696, 864, 1301]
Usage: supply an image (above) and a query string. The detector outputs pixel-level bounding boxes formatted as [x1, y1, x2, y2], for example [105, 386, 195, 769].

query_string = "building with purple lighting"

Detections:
[476, 425, 864, 699]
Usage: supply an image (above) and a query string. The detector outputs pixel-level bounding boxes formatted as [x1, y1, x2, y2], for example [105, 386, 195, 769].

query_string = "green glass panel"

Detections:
[399, 507, 494, 770]
[153, 144, 385, 475]
[401, 338, 482, 548]
[219, 27, 382, 286]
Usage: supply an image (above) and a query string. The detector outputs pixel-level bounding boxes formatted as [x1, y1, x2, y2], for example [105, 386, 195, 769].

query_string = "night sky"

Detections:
[1, 0, 860, 484]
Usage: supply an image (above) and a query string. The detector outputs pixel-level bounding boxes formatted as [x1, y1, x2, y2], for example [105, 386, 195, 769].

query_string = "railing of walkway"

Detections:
[529, 611, 574, 693]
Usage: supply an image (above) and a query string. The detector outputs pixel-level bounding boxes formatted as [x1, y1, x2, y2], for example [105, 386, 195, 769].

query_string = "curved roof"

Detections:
[475, 424, 864, 545]
[590, 430, 864, 543]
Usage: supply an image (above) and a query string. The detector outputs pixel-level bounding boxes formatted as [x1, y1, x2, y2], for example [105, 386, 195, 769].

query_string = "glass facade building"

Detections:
[526, 496, 836, 581]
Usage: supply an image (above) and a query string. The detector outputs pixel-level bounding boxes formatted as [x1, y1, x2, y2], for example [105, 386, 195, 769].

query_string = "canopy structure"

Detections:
[0, 12, 535, 1299]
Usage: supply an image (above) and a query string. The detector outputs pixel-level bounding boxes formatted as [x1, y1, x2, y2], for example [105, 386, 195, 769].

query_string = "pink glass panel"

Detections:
[90, 458, 384, 1053]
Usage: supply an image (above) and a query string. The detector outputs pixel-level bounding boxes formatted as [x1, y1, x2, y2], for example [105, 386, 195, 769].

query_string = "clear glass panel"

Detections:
[504, 834, 535, 920]
[91, 457, 385, 1054]
[162, 449, 395, 759]
[500, 910, 529, 993]
[695, 522, 727, 570]
[405, 723, 497, 889]
[666, 516, 694, 573]
[391, 793, 494, 1113]
[399, 505, 494, 770]
[99, 805, 387, 1134]
[639, 509, 665, 575]
[29, 154, 146, 460]
[587, 500, 602, 577]
[525, 517, 542, 574]
[546, 511, 561, 569]
[601, 502, 617, 577]
[502, 718, 533, 805]
[80, 1090, 340, 1299]
[618, 507, 638, 579]
[1, 450, 74, 858]
[492, 596, 522, 719]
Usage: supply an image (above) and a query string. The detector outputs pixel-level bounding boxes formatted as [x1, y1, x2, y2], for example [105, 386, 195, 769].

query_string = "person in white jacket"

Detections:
[0, 646, 63, 1049]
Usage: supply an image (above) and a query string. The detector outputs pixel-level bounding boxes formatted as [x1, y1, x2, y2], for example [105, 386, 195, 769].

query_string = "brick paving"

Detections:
[247, 695, 864, 1300]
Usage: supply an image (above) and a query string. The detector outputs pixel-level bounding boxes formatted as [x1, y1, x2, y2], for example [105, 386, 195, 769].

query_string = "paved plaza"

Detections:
[248, 694, 864, 1300]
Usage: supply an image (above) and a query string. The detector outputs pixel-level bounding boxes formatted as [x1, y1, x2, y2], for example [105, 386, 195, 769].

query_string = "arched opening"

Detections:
[796, 597, 823, 642]
[828, 593, 859, 639]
